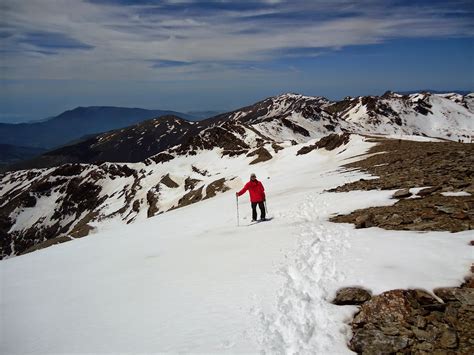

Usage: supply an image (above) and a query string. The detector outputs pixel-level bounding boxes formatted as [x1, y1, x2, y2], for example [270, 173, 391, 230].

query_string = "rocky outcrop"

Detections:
[175, 186, 204, 208]
[332, 194, 473, 232]
[330, 138, 473, 232]
[297, 133, 350, 155]
[247, 147, 272, 165]
[146, 187, 160, 218]
[160, 174, 179, 188]
[281, 117, 310, 137]
[342, 285, 474, 354]
[205, 178, 230, 199]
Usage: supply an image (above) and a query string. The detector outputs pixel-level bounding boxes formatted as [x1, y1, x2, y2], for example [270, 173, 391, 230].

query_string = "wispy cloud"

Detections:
[0, 0, 473, 81]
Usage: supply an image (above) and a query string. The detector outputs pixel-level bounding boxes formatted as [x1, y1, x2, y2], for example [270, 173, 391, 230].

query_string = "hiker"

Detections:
[236, 173, 266, 221]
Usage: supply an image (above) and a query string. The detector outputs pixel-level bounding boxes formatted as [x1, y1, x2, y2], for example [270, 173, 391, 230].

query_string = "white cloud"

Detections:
[1, 0, 473, 81]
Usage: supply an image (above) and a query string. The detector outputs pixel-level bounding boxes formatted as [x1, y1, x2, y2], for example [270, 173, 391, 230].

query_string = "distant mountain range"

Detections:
[0, 106, 219, 151]
[399, 89, 472, 96]
[5, 91, 473, 172]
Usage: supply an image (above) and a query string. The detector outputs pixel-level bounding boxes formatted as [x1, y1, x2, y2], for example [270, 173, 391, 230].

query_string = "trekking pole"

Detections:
[236, 194, 240, 226]
[264, 199, 269, 216]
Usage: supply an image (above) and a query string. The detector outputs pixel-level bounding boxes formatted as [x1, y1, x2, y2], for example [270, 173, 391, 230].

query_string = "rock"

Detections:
[146, 189, 159, 218]
[150, 152, 174, 164]
[297, 133, 350, 155]
[438, 329, 458, 348]
[271, 143, 284, 153]
[412, 289, 441, 306]
[412, 327, 434, 341]
[355, 214, 374, 228]
[452, 212, 469, 220]
[435, 205, 456, 214]
[160, 173, 179, 188]
[415, 342, 434, 351]
[434, 287, 474, 305]
[132, 200, 140, 212]
[380, 325, 400, 336]
[184, 177, 201, 191]
[204, 178, 229, 199]
[418, 186, 441, 197]
[247, 147, 272, 165]
[176, 186, 204, 208]
[353, 290, 414, 326]
[415, 315, 427, 329]
[332, 287, 372, 305]
[393, 188, 412, 198]
[350, 329, 410, 353]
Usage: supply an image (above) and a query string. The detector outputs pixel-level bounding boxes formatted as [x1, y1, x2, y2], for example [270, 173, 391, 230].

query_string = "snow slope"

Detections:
[2, 135, 472, 354]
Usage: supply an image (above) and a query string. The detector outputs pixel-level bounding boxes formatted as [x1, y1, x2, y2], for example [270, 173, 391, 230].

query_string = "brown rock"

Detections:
[412, 327, 433, 341]
[204, 178, 230, 199]
[412, 289, 441, 306]
[184, 177, 201, 191]
[438, 329, 458, 349]
[332, 287, 372, 305]
[132, 200, 140, 212]
[247, 147, 272, 165]
[160, 174, 179, 188]
[415, 341, 434, 351]
[146, 188, 159, 218]
[435, 205, 456, 214]
[433, 288, 474, 305]
[415, 315, 427, 329]
[355, 214, 374, 229]
[452, 212, 469, 220]
[350, 328, 410, 353]
[297, 133, 350, 155]
[418, 186, 441, 197]
[353, 290, 414, 326]
[393, 188, 412, 199]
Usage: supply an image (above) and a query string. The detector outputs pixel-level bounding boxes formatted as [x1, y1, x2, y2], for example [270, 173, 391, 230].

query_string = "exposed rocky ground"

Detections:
[330, 138, 473, 232]
[332, 275, 474, 354]
[328, 137, 473, 354]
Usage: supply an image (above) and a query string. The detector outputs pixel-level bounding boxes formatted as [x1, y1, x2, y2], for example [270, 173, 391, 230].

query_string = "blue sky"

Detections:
[1, 0, 473, 122]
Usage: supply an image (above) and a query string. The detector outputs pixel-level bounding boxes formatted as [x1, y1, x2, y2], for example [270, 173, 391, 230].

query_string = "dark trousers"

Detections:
[251, 201, 266, 221]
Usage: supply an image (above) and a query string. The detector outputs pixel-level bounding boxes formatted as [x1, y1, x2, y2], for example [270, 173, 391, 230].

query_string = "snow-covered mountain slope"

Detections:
[337, 92, 474, 140]
[1, 135, 472, 354]
[6, 91, 472, 172]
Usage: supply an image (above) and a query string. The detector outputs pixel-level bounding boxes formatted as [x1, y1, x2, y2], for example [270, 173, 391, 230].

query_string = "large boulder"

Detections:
[332, 287, 372, 305]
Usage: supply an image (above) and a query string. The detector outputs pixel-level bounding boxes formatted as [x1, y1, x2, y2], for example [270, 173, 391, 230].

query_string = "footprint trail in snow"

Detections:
[258, 194, 354, 354]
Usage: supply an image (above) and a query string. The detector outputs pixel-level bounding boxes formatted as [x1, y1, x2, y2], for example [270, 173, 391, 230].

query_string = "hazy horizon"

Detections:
[1, 87, 474, 124]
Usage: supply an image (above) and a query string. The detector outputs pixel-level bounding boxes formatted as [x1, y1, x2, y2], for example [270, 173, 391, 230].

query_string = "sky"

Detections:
[1, 0, 473, 122]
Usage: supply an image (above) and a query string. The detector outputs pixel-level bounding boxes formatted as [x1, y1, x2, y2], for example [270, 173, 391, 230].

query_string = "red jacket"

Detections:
[238, 180, 265, 203]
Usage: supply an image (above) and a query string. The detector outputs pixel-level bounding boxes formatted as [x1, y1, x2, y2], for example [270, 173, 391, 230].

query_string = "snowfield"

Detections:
[1, 135, 472, 354]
